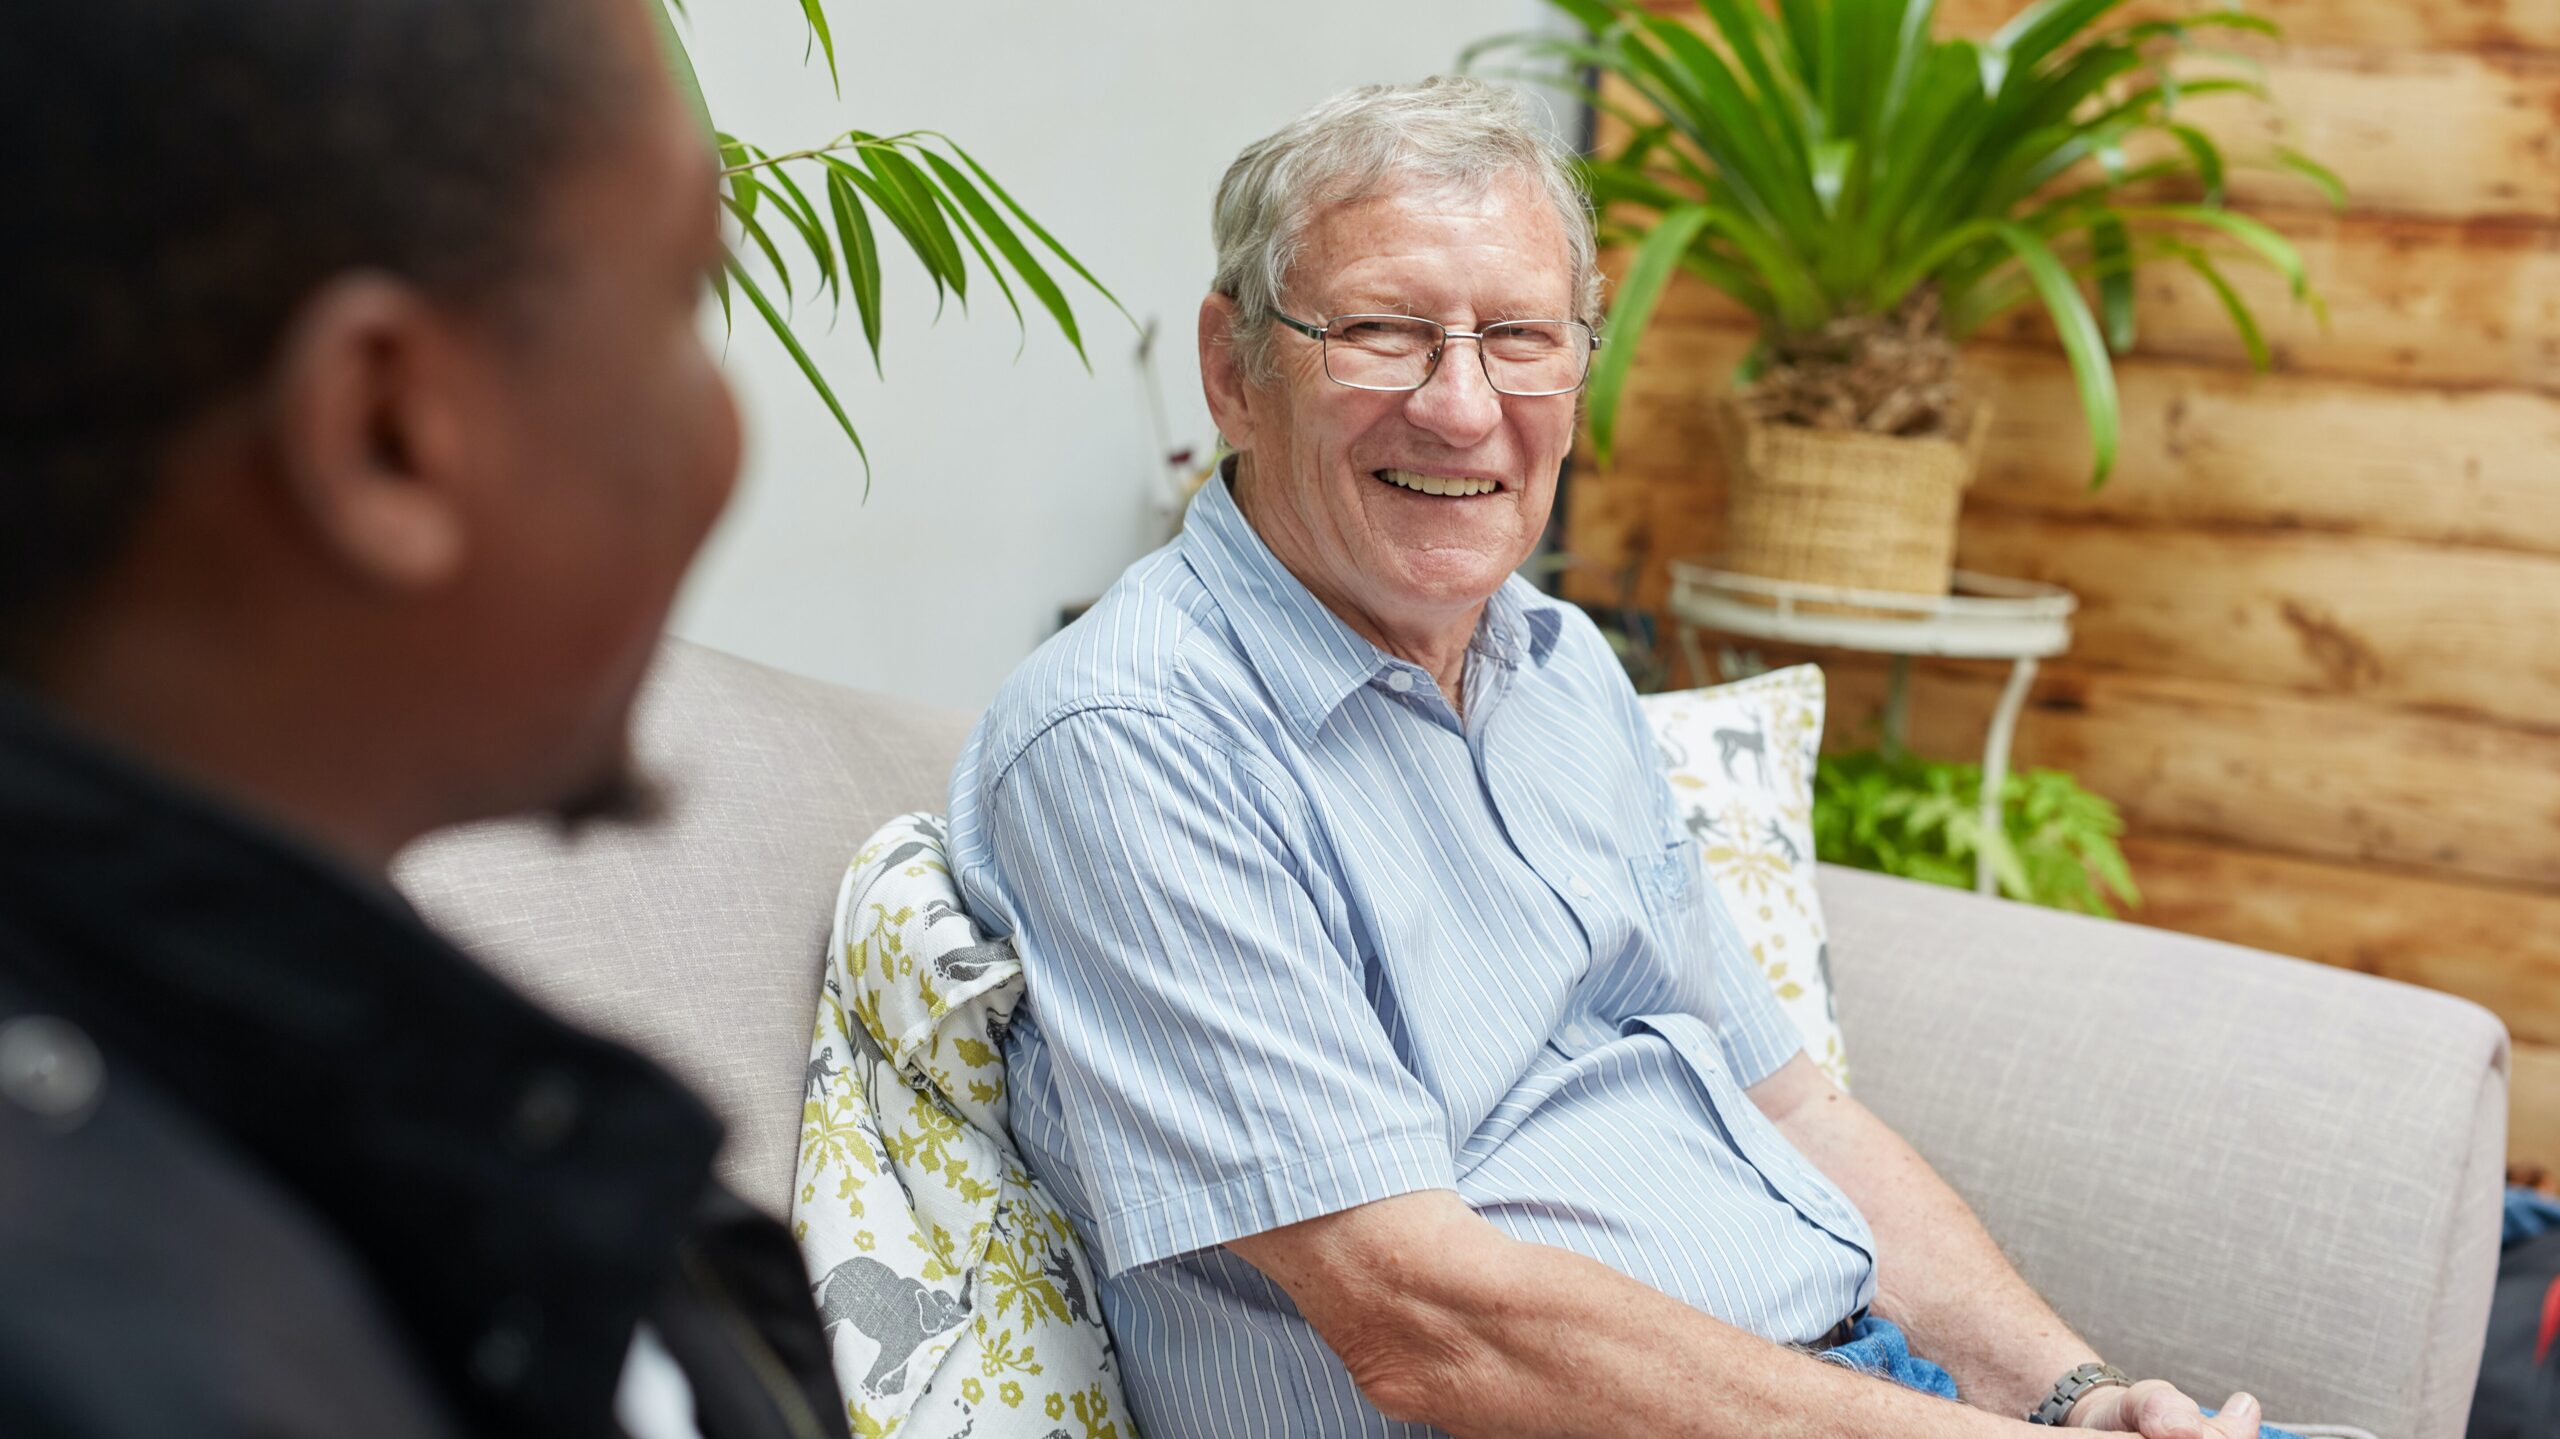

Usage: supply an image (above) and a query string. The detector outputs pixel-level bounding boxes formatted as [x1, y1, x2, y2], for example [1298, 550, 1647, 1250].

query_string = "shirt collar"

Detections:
[0, 684, 722, 1436]
[1475, 573, 1566, 672]
[1178, 461, 1566, 739]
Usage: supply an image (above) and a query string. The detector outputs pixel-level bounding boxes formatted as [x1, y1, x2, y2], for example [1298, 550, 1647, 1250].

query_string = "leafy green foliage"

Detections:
[1812, 747, 2139, 915]
[657, 1, 1129, 485]
[1469, 0, 2342, 484]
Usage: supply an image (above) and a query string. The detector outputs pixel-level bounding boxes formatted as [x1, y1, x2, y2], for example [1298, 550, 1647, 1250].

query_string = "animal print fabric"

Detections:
[794, 812, 1131, 1439]
[1638, 665, 1850, 1089]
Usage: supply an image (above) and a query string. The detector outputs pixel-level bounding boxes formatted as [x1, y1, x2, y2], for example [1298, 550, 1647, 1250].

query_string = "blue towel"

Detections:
[1821, 1316, 2305, 1437]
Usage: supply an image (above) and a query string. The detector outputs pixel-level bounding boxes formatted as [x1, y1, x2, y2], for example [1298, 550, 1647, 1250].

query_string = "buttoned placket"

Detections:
[1465, 666, 1631, 1057]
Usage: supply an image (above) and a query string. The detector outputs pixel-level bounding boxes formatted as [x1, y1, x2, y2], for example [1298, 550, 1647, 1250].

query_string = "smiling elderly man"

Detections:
[949, 78, 2292, 1439]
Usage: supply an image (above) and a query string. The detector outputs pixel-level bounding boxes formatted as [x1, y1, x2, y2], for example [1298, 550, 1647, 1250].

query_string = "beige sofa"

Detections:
[396, 640, 2508, 1439]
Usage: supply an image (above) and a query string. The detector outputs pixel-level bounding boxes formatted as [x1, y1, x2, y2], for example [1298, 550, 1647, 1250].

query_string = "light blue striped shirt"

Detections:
[949, 472, 1876, 1437]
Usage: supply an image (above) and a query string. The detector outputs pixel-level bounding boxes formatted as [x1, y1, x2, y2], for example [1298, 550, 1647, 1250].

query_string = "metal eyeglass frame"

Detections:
[1270, 310, 1599, 397]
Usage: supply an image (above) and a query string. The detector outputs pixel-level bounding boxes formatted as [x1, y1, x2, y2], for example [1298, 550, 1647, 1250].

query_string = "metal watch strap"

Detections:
[2027, 1362, 2132, 1425]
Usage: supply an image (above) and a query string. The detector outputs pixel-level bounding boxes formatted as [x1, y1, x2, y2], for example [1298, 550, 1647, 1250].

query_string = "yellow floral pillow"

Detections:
[794, 812, 1132, 1439]
[1638, 666, 1848, 1089]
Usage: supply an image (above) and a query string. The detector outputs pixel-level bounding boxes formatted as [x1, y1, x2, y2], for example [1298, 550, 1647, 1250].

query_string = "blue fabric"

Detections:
[1816, 1316, 1961, 1397]
[949, 473, 1877, 1437]
[2504, 1184, 2560, 1249]
[1829, 1317, 2306, 1438]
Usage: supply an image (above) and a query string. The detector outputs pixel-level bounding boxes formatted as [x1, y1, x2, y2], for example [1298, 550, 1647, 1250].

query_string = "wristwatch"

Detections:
[2026, 1362, 2132, 1425]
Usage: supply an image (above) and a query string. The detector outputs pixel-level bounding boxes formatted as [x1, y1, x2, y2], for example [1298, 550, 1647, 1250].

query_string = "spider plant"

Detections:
[1469, 0, 2342, 484]
[656, 1, 1128, 488]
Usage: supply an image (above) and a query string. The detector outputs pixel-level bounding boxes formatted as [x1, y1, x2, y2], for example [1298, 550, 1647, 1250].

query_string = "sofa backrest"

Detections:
[393, 640, 973, 1214]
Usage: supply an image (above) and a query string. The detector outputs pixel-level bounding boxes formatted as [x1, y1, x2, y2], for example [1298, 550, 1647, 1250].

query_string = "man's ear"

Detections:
[267, 273, 473, 592]
[1198, 293, 1258, 455]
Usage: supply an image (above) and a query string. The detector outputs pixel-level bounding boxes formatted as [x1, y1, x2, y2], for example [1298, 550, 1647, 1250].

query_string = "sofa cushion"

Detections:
[1640, 664, 1847, 1087]
[394, 640, 974, 1214]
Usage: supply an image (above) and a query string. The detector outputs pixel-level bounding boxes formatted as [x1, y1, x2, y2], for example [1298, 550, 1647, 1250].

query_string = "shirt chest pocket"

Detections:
[1628, 827, 1696, 926]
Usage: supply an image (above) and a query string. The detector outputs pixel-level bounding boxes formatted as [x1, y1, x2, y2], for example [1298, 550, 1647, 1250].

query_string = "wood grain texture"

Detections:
[1645, 215, 2560, 394]
[1962, 348, 2560, 554]
[1973, 215, 2560, 394]
[1599, 27, 2560, 222]
[1952, 512, 2560, 728]
[2116, 834, 2560, 1049]
[1575, 308, 2560, 562]
[1966, 348, 2560, 555]
[2514, 1043, 2560, 1174]
[1793, 655, 2560, 889]
[1936, 0, 2560, 52]
[1640, 0, 2560, 53]
[2157, 48, 2560, 224]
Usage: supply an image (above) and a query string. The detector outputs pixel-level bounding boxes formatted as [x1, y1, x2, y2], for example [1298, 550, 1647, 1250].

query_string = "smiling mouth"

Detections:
[1373, 467, 1501, 498]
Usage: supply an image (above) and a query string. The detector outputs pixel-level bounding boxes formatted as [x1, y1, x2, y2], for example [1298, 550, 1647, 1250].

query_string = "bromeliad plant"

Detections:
[656, 2, 1126, 484]
[1470, 0, 2342, 482]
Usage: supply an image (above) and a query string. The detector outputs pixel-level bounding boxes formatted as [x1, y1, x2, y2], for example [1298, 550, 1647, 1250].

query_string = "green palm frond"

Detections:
[1472, 0, 2340, 484]
[657, 1, 1129, 489]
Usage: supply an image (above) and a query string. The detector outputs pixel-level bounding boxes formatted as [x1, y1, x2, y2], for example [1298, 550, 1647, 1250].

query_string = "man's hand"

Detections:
[2067, 1379, 2262, 1438]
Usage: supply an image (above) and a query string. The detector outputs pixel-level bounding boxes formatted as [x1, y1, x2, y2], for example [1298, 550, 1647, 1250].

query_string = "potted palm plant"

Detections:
[1472, 0, 2339, 600]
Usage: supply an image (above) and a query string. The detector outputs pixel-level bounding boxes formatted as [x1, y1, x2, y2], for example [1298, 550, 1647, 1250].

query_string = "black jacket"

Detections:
[0, 689, 842, 1438]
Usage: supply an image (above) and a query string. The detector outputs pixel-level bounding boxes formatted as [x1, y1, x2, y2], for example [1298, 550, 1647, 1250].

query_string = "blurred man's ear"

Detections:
[1198, 293, 1258, 456]
[268, 274, 473, 591]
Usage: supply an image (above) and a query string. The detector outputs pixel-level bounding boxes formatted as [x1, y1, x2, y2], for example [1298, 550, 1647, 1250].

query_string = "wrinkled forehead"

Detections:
[1287, 172, 1579, 315]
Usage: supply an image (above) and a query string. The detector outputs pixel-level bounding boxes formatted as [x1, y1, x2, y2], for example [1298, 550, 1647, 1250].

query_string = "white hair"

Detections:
[1210, 75, 1604, 384]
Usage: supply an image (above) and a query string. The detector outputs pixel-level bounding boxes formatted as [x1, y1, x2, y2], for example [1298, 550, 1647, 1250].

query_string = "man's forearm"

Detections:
[1232, 1189, 2052, 1439]
[1757, 1059, 2099, 1418]
[1379, 1225, 2045, 1439]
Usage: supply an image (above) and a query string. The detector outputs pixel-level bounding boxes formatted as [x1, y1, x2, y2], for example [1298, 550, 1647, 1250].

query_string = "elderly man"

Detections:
[951, 78, 2287, 1439]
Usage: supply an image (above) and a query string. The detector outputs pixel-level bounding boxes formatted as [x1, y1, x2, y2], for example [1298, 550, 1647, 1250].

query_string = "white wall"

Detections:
[672, 0, 1561, 710]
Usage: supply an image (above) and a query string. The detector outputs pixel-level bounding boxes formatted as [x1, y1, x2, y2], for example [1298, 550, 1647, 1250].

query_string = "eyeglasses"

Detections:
[1271, 310, 1599, 397]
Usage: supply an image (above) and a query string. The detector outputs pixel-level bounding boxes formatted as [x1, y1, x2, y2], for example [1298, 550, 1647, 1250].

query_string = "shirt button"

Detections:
[0, 1015, 105, 1130]
[1385, 671, 1415, 693]
[1569, 876, 1596, 900]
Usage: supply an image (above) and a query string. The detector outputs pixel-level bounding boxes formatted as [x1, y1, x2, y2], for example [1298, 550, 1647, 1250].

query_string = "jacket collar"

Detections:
[0, 684, 722, 1439]
[1178, 461, 1564, 739]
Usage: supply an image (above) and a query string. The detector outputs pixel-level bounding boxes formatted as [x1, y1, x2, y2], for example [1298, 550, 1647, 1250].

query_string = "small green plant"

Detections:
[1813, 747, 2138, 915]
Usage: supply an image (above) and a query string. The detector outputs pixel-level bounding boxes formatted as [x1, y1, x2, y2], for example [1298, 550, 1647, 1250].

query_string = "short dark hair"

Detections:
[0, 0, 630, 652]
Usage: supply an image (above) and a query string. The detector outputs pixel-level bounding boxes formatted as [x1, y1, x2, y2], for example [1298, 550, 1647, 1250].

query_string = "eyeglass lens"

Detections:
[1323, 316, 1591, 395]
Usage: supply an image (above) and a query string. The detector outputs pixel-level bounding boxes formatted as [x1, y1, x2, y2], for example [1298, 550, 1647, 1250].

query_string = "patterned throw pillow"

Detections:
[794, 812, 1130, 1439]
[1638, 665, 1848, 1089]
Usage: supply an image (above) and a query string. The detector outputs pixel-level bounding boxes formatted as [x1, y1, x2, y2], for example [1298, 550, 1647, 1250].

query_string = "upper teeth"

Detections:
[1379, 469, 1497, 497]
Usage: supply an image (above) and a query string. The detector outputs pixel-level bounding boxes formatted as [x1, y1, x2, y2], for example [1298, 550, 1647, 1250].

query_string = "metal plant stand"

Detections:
[1667, 561, 2078, 896]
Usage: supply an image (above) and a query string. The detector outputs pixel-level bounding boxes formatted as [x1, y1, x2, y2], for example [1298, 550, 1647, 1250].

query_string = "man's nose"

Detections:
[1402, 337, 1505, 444]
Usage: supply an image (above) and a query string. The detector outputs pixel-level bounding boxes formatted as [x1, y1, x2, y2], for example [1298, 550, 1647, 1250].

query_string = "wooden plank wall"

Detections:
[1570, 0, 2560, 1171]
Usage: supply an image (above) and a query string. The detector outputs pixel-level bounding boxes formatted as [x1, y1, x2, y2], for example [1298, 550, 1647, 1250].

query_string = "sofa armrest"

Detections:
[1818, 864, 2506, 1439]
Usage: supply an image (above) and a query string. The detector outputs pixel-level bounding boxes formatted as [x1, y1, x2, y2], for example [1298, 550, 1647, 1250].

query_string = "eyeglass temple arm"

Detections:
[1269, 311, 1330, 340]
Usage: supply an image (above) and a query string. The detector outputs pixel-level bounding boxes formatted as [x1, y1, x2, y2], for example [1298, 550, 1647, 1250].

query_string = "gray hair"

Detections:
[1210, 75, 1604, 384]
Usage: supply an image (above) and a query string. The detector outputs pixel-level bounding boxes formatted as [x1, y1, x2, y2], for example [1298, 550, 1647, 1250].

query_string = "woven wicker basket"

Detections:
[1712, 396, 1991, 615]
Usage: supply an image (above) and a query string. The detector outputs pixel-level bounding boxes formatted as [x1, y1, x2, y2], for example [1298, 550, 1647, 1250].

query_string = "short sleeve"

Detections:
[1698, 881, 1806, 1087]
[967, 706, 1455, 1275]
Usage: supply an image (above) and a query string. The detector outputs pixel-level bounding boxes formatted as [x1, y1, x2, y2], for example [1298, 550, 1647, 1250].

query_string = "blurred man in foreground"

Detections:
[0, 1, 840, 1434]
